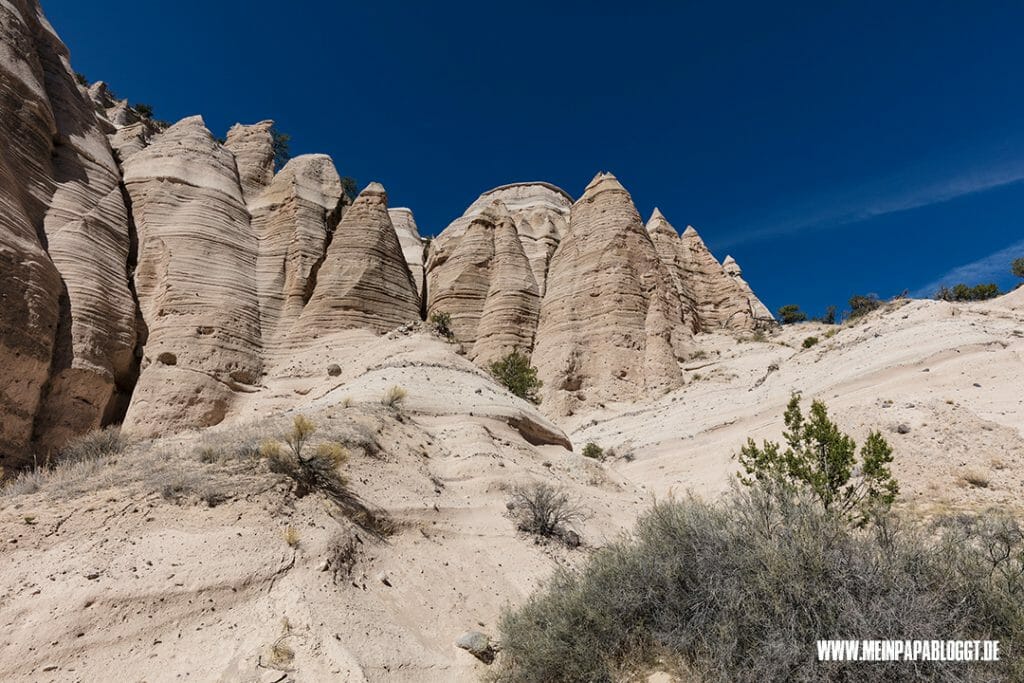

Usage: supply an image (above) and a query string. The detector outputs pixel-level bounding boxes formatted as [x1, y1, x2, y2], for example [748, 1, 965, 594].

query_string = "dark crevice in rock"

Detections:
[103, 180, 145, 427]
[302, 196, 345, 306]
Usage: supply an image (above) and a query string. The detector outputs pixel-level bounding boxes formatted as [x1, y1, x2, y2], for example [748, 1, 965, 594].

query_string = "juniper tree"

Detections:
[737, 393, 898, 526]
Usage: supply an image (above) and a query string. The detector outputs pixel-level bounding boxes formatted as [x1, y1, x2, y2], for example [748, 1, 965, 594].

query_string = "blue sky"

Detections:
[45, 1, 1024, 317]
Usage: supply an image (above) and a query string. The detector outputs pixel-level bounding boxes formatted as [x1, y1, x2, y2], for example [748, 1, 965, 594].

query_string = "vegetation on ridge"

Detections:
[493, 398, 1021, 683]
[489, 350, 543, 404]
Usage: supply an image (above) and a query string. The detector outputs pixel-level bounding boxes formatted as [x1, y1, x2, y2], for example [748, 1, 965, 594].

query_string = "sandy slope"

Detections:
[573, 291, 1024, 514]
[1, 293, 1022, 681]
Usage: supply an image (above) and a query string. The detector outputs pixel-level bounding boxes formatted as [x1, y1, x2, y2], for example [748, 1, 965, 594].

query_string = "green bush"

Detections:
[776, 304, 807, 325]
[261, 415, 349, 498]
[581, 442, 604, 460]
[489, 351, 543, 404]
[132, 102, 154, 118]
[802, 336, 819, 348]
[493, 484, 1024, 683]
[271, 126, 291, 171]
[429, 310, 454, 339]
[737, 393, 897, 526]
[848, 293, 882, 319]
[74, 72, 89, 87]
[936, 283, 1002, 302]
[340, 176, 359, 200]
[1013, 257, 1024, 280]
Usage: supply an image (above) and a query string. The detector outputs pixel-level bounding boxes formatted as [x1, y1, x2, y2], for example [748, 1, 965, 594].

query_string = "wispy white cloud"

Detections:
[718, 138, 1024, 249]
[912, 238, 1024, 297]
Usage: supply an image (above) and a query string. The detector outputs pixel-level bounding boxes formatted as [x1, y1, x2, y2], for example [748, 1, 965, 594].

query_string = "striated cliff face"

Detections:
[388, 207, 426, 301]
[532, 173, 690, 414]
[0, 0, 774, 463]
[251, 154, 346, 345]
[647, 209, 773, 333]
[298, 182, 420, 336]
[0, 0, 137, 463]
[121, 116, 262, 436]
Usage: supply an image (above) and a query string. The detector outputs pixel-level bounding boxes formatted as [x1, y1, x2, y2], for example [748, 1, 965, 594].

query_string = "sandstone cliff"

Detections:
[299, 183, 420, 335]
[0, 0, 137, 465]
[428, 182, 570, 298]
[532, 173, 689, 415]
[0, 0, 777, 462]
[121, 115, 262, 436]
[389, 207, 426, 301]
[224, 120, 275, 204]
[251, 154, 347, 345]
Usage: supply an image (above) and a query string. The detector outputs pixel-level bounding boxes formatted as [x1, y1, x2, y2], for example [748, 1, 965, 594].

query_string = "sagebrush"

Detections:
[493, 483, 1023, 683]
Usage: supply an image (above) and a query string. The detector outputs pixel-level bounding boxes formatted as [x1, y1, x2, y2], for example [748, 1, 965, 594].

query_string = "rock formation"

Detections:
[389, 207, 426, 300]
[675, 223, 775, 331]
[250, 154, 346, 345]
[224, 120, 275, 204]
[470, 202, 541, 365]
[429, 182, 570, 297]
[0, 0, 777, 462]
[0, 0, 137, 465]
[299, 183, 420, 335]
[722, 255, 775, 322]
[645, 209, 701, 333]
[532, 174, 689, 414]
[121, 116, 261, 436]
[86, 81, 165, 162]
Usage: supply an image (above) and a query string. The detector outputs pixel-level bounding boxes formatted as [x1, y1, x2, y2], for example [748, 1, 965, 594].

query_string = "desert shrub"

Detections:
[848, 293, 882, 319]
[493, 483, 1024, 683]
[381, 385, 407, 410]
[817, 305, 837, 325]
[508, 483, 584, 544]
[581, 442, 604, 460]
[340, 176, 359, 200]
[430, 310, 454, 339]
[270, 126, 291, 171]
[936, 283, 1002, 302]
[262, 415, 350, 499]
[74, 71, 89, 87]
[489, 350, 543, 403]
[737, 393, 897, 526]
[1013, 257, 1024, 280]
[132, 102, 154, 118]
[60, 426, 130, 464]
[776, 304, 807, 325]
[802, 336, 819, 349]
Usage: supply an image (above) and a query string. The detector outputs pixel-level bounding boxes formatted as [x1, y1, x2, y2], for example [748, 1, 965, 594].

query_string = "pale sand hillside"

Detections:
[572, 289, 1024, 514]
[1, 291, 1022, 682]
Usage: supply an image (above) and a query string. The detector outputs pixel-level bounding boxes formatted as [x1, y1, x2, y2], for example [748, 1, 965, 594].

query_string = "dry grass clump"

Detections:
[2, 427, 144, 499]
[381, 385, 408, 410]
[283, 525, 300, 548]
[493, 483, 1024, 683]
[959, 468, 991, 489]
[60, 426, 131, 464]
